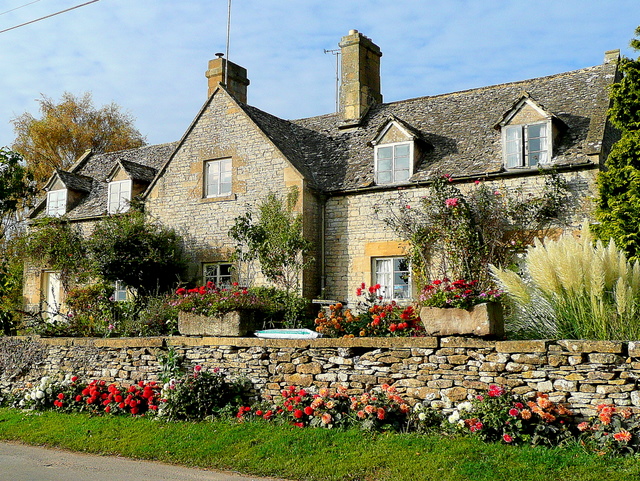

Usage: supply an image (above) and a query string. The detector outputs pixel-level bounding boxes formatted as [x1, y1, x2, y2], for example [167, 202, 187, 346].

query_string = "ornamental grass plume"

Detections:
[491, 225, 640, 340]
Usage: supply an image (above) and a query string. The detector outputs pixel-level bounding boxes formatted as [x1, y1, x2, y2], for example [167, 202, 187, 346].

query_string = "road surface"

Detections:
[0, 441, 291, 481]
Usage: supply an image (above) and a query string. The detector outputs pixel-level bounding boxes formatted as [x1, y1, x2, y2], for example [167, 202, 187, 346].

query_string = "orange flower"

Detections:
[364, 404, 376, 414]
[614, 430, 632, 442]
[599, 413, 612, 425]
[321, 413, 333, 424]
[377, 408, 386, 420]
[577, 422, 590, 432]
[520, 409, 532, 420]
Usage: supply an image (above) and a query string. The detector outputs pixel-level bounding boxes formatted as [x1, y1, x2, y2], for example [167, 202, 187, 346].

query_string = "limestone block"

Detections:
[419, 303, 504, 337]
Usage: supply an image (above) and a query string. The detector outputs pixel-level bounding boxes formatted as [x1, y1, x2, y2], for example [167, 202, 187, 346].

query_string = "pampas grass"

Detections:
[491, 226, 640, 340]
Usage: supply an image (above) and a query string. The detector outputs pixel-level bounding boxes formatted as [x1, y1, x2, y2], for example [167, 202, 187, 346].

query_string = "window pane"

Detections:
[395, 156, 410, 170]
[527, 123, 544, 138]
[220, 182, 232, 195]
[506, 127, 521, 141]
[377, 171, 392, 184]
[378, 157, 392, 172]
[377, 146, 392, 160]
[394, 170, 410, 182]
[394, 144, 410, 158]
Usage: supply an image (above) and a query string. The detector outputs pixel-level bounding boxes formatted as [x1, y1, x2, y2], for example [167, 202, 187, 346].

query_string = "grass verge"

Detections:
[0, 408, 639, 481]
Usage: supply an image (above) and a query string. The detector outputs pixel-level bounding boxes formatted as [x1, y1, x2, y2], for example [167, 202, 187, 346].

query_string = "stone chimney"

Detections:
[205, 54, 250, 103]
[339, 30, 382, 124]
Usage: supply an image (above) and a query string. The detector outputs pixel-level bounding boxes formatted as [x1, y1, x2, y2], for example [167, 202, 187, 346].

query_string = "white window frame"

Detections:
[46, 189, 67, 217]
[374, 141, 413, 185]
[502, 121, 551, 169]
[204, 158, 232, 198]
[113, 280, 128, 302]
[373, 257, 411, 301]
[203, 262, 233, 287]
[108, 179, 132, 214]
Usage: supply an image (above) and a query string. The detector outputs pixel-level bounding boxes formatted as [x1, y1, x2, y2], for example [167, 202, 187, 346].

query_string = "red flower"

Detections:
[304, 406, 314, 416]
[176, 287, 187, 296]
[71, 376, 78, 382]
[508, 408, 519, 417]
[389, 323, 397, 332]
[293, 409, 304, 419]
[503, 434, 513, 443]
[57, 393, 64, 400]
[105, 406, 111, 414]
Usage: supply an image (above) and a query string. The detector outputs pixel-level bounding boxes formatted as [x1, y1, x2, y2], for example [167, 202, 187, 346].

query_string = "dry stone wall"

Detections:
[2, 335, 639, 417]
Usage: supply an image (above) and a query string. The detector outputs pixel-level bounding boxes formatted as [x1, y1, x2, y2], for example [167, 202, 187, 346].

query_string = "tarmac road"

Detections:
[0, 441, 291, 481]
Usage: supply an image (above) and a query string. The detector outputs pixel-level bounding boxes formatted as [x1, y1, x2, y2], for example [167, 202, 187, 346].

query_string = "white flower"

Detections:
[448, 411, 460, 424]
[35, 391, 45, 400]
[458, 401, 473, 412]
[418, 412, 427, 421]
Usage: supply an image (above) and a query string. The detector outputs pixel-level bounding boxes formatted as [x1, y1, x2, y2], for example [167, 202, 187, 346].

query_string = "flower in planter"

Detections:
[419, 278, 502, 310]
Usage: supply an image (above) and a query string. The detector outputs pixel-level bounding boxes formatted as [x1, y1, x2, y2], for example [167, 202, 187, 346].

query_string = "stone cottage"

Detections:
[24, 30, 621, 313]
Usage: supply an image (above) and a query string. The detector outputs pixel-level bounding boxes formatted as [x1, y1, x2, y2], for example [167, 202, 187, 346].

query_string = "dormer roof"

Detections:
[43, 169, 93, 193]
[493, 92, 567, 130]
[106, 159, 158, 183]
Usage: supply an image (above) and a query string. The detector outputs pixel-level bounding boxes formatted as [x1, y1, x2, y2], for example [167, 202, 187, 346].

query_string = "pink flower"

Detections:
[474, 180, 481, 185]
[194, 365, 202, 372]
[508, 408, 519, 417]
[445, 198, 459, 207]
[503, 434, 513, 443]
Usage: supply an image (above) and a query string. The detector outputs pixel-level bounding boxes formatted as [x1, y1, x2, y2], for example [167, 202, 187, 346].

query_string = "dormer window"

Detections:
[46, 189, 67, 216]
[375, 142, 412, 184]
[504, 122, 549, 169]
[204, 158, 232, 197]
[108, 179, 132, 214]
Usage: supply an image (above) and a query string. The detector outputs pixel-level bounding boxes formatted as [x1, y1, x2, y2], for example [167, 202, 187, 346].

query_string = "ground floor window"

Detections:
[203, 262, 233, 287]
[373, 257, 410, 300]
[113, 281, 128, 302]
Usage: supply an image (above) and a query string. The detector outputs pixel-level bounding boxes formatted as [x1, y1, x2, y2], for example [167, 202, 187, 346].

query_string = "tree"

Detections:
[594, 26, 640, 260]
[11, 92, 146, 185]
[87, 211, 186, 296]
[229, 187, 314, 294]
[0, 148, 36, 244]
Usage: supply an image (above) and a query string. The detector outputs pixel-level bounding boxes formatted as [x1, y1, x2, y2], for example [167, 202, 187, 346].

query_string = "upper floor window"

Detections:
[203, 262, 232, 287]
[504, 122, 549, 169]
[46, 189, 67, 217]
[373, 257, 410, 300]
[375, 142, 412, 184]
[108, 180, 132, 214]
[204, 159, 232, 197]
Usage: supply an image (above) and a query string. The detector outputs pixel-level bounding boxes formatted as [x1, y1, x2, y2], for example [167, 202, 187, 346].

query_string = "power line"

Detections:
[0, 0, 101, 35]
[0, 0, 43, 17]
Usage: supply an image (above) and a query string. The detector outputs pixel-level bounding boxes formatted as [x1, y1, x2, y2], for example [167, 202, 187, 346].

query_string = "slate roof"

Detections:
[244, 62, 616, 192]
[110, 159, 158, 183]
[51, 170, 93, 193]
[30, 142, 177, 220]
[32, 58, 616, 219]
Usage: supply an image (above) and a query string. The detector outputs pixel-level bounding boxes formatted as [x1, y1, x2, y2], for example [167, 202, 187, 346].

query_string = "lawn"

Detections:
[0, 408, 639, 481]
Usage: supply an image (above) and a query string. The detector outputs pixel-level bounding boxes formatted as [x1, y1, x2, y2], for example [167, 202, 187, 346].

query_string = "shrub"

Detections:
[448, 386, 573, 446]
[87, 211, 186, 296]
[491, 226, 640, 340]
[314, 284, 423, 337]
[377, 173, 568, 290]
[578, 403, 640, 456]
[171, 282, 270, 316]
[159, 365, 249, 421]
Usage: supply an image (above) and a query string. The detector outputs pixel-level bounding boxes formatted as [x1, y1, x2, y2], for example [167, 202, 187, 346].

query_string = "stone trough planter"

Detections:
[419, 302, 504, 337]
[178, 310, 259, 337]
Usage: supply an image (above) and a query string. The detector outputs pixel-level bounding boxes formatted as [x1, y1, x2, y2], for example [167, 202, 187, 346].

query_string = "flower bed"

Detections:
[8, 374, 640, 456]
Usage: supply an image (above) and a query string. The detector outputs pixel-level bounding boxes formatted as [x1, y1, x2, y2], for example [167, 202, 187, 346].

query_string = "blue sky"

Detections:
[1, 0, 639, 147]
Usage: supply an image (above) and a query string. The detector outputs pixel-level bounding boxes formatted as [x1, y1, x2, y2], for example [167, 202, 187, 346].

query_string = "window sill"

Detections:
[201, 193, 237, 203]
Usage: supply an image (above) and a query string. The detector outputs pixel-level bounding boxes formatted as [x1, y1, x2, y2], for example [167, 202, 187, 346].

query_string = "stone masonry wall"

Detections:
[2, 335, 639, 417]
[324, 168, 597, 304]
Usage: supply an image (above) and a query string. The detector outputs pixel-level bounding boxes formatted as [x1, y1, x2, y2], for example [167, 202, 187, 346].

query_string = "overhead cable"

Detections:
[0, 0, 101, 35]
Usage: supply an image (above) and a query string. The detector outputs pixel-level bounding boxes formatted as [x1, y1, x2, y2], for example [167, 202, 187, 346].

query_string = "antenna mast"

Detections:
[225, 0, 232, 86]
[324, 48, 340, 113]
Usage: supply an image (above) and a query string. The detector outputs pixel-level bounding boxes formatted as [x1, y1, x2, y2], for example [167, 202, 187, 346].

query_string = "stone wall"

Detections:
[1, 335, 639, 417]
[324, 168, 597, 304]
